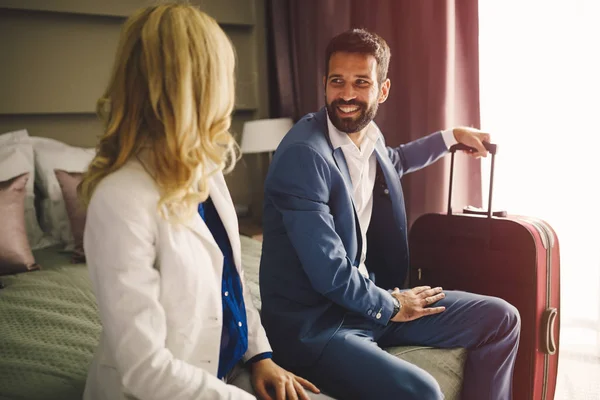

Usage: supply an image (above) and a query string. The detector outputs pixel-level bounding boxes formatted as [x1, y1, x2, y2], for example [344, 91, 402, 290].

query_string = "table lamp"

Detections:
[238, 118, 293, 219]
[240, 117, 293, 161]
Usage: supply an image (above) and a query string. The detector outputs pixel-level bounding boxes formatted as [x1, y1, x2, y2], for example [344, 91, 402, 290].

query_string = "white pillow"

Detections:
[31, 137, 96, 248]
[0, 130, 55, 250]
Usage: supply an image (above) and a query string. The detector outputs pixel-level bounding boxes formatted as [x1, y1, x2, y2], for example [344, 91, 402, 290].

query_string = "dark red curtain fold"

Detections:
[267, 0, 483, 224]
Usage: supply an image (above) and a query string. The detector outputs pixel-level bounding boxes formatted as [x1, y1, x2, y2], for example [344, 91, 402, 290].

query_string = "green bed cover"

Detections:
[0, 246, 100, 400]
[0, 237, 261, 400]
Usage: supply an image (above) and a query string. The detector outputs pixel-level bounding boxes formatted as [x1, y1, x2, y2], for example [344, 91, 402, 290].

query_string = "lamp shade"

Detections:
[240, 118, 293, 154]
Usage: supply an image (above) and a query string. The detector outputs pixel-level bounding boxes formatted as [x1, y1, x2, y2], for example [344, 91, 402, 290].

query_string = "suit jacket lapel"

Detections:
[317, 108, 358, 213]
[332, 148, 355, 200]
[318, 108, 362, 266]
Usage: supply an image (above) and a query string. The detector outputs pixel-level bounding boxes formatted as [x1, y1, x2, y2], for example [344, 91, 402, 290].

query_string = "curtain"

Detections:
[267, 0, 483, 225]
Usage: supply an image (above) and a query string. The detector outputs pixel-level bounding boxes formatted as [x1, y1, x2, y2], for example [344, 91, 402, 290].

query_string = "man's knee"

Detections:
[484, 296, 521, 338]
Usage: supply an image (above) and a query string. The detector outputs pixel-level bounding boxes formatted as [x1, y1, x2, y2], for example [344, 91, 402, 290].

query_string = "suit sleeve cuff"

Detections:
[441, 129, 457, 149]
[246, 352, 273, 365]
[367, 288, 396, 326]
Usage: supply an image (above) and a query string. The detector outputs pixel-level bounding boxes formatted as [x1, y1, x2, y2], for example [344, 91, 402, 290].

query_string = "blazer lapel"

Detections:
[332, 148, 355, 201]
[207, 173, 242, 272]
[182, 204, 222, 256]
[324, 120, 362, 266]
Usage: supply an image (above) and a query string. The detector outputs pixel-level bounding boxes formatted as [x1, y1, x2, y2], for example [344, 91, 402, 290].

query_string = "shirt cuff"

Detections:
[441, 129, 458, 149]
[246, 352, 273, 365]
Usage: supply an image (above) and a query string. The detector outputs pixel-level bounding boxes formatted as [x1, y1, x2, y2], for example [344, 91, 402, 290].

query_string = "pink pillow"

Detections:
[0, 173, 40, 275]
[54, 170, 86, 263]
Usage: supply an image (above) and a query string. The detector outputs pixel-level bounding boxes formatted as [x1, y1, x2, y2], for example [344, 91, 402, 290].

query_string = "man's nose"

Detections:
[339, 84, 357, 102]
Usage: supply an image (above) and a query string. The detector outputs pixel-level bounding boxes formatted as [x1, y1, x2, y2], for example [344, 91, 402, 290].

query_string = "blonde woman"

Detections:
[79, 4, 321, 400]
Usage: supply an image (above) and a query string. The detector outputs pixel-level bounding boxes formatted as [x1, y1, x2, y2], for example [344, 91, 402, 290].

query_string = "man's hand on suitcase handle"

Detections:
[452, 127, 492, 158]
[390, 286, 446, 323]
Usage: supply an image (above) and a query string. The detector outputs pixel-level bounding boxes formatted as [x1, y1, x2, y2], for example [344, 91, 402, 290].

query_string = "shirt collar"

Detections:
[326, 110, 382, 151]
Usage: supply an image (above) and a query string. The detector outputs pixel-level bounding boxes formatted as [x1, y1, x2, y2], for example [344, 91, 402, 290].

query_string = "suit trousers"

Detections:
[291, 290, 521, 400]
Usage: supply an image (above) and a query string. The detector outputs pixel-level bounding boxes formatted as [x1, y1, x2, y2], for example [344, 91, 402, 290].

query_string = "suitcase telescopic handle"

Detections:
[447, 141, 497, 218]
[451, 142, 498, 155]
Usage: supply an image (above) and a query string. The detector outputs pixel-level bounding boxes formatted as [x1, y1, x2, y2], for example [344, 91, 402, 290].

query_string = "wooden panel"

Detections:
[0, 10, 121, 115]
[226, 110, 258, 207]
[0, 113, 103, 148]
[0, 9, 258, 115]
[253, 0, 269, 119]
[228, 27, 259, 111]
[0, 0, 256, 25]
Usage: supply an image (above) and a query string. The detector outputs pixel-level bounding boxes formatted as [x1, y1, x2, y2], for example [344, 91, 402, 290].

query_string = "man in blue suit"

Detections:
[259, 29, 520, 400]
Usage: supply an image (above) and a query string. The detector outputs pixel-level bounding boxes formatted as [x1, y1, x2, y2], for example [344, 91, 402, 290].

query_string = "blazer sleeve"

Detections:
[265, 144, 396, 326]
[386, 131, 448, 177]
[84, 183, 254, 400]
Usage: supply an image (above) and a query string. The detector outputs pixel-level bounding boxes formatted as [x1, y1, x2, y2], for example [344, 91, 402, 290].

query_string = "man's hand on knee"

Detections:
[390, 286, 446, 323]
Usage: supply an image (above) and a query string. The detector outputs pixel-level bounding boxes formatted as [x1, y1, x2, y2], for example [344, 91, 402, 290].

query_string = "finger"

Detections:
[419, 287, 443, 298]
[254, 381, 274, 400]
[472, 139, 487, 156]
[423, 292, 446, 306]
[391, 287, 400, 295]
[411, 286, 431, 294]
[275, 379, 286, 400]
[423, 306, 446, 315]
[294, 375, 320, 394]
[286, 379, 298, 400]
[293, 380, 310, 400]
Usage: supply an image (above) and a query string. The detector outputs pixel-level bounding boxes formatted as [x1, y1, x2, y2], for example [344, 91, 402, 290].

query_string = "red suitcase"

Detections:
[409, 143, 560, 400]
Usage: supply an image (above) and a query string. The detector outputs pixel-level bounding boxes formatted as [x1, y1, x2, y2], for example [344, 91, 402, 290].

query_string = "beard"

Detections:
[325, 97, 379, 134]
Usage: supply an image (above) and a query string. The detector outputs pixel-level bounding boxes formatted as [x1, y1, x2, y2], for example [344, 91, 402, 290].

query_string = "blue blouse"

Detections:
[198, 198, 271, 379]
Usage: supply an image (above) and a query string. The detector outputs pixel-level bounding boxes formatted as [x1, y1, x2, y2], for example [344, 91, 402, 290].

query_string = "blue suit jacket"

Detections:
[259, 108, 448, 368]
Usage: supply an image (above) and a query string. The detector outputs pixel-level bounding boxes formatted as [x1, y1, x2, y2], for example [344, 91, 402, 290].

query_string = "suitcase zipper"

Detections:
[519, 217, 554, 400]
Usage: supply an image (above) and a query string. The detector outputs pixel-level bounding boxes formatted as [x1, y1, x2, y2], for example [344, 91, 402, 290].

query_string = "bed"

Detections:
[0, 236, 466, 400]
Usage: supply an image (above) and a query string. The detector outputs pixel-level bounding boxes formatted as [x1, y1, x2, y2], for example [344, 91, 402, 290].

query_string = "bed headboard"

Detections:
[0, 0, 269, 213]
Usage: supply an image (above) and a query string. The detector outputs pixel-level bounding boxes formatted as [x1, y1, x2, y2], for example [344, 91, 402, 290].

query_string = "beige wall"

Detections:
[0, 0, 270, 218]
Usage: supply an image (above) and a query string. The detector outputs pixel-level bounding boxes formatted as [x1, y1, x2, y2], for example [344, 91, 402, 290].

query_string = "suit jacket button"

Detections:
[383, 189, 390, 195]
[376, 312, 382, 319]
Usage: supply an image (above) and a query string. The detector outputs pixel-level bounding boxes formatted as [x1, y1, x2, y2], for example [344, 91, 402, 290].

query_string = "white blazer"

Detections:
[82, 159, 271, 400]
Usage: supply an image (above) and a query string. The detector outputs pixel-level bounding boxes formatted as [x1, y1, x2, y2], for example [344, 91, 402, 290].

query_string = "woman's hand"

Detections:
[251, 358, 320, 400]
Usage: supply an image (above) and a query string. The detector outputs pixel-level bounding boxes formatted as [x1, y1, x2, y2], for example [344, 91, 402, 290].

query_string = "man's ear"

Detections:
[379, 79, 391, 104]
[323, 76, 327, 88]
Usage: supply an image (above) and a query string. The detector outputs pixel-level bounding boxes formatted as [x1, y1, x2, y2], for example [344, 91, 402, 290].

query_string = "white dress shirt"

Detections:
[326, 112, 457, 279]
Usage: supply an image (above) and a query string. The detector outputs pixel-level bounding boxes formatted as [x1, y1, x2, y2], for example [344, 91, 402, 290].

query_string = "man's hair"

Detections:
[325, 28, 391, 85]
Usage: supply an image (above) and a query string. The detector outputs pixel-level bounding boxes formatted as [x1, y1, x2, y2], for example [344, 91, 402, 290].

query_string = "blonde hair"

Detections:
[79, 2, 238, 222]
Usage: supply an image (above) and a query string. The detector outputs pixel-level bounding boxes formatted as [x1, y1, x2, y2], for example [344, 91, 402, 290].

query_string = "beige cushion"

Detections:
[0, 130, 54, 250]
[386, 346, 466, 400]
[31, 137, 94, 248]
[54, 170, 86, 263]
[0, 173, 40, 275]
